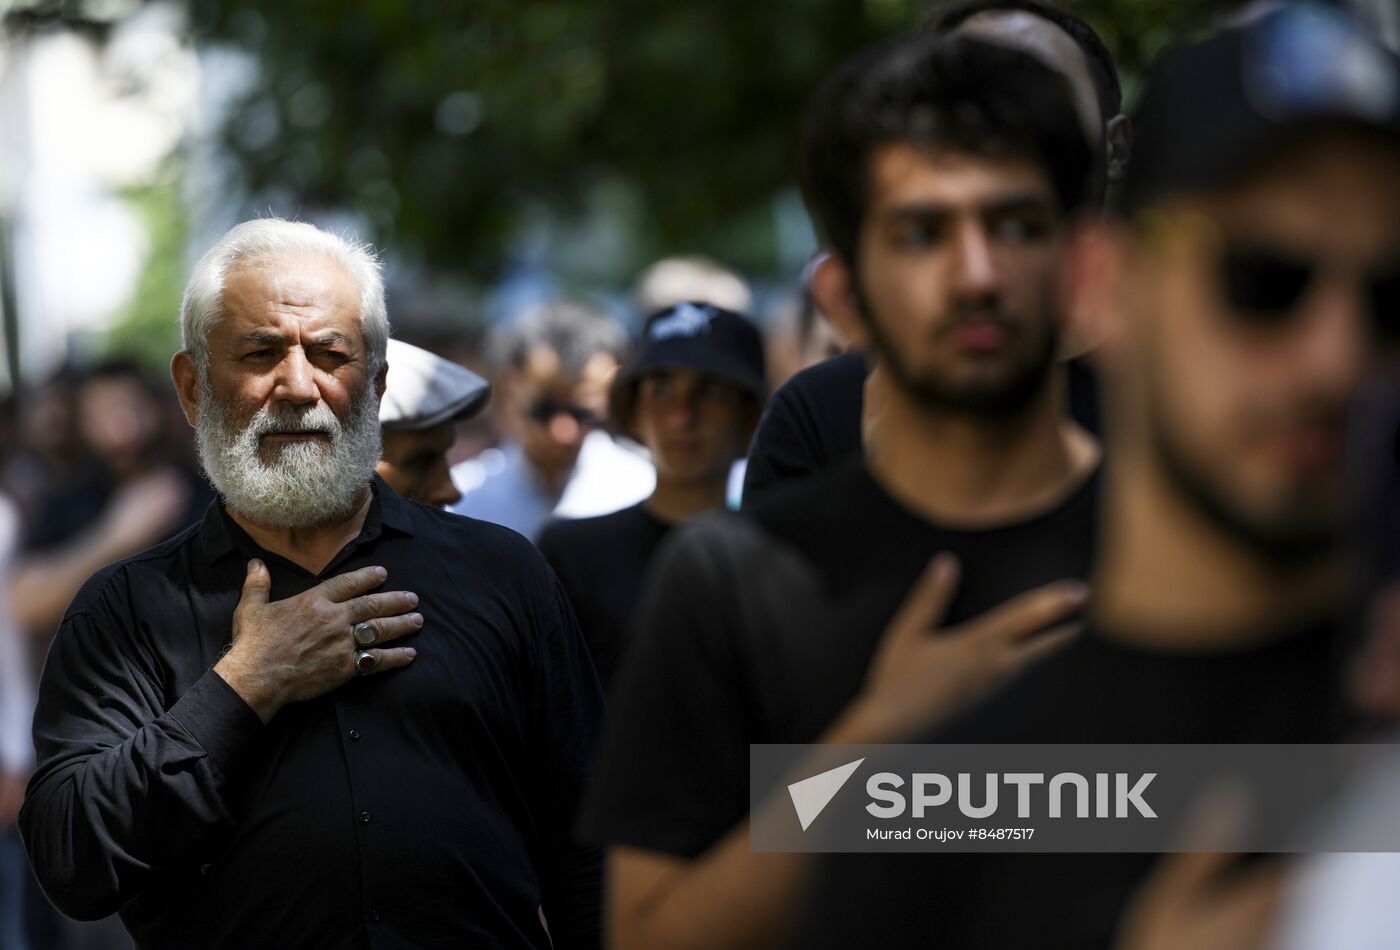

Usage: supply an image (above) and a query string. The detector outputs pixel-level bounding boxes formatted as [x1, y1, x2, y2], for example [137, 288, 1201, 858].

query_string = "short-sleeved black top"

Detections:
[538, 503, 674, 693]
[580, 457, 1100, 857]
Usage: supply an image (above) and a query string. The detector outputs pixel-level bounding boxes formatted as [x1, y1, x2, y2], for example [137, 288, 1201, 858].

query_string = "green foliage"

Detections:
[200, 0, 919, 284]
[104, 160, 188, 377]
[196, 0, 1212, 287]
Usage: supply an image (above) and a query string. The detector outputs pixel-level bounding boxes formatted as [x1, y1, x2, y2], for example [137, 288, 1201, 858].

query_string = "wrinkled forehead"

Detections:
[955, 10, 1103, 145]
[216, 252, 364, 341]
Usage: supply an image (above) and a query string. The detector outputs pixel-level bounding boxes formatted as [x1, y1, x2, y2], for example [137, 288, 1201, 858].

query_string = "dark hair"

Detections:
[799, 34, 1093, 267]
[926, 0, 1122, 121]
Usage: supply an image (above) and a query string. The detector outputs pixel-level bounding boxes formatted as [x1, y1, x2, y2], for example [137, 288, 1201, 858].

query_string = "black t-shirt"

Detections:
[538, 503, 674, 693]
[741, 352, 1102, 506]
[578, 456, 1100, 858]
[789, 616, 1347, 950]
[741, 351, 867, 506]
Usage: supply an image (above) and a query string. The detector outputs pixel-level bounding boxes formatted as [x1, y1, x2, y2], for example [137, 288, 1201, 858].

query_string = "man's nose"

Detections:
[666, 399, 698, 428]
[950, 223, 1000, 303]
[272, 350, 320, 406]
[548, 412, 582, 445]
[1294, 279, 1371, 399]
[426, 460, 462, 509]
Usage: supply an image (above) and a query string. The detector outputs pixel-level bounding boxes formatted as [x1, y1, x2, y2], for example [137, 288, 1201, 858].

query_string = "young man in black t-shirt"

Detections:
[790, 9, 1400, 949]
[538, 303, 765, 692]
[580, 35, 1101, 950]
[742, 0, 1126, 506]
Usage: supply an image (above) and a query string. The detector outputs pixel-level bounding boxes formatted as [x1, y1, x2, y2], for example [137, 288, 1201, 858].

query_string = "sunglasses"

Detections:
[524, 398, 600, 427]
[1218, 244, 1400, 341]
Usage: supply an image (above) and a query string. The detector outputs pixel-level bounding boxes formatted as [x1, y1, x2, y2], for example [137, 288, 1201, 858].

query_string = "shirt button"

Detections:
[348, 729, 361, 741]
[360, 811, 372, 824]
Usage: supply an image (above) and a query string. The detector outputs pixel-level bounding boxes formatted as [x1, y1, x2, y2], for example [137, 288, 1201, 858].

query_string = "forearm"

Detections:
[610, 819, 814, 950]
[608, 702, 899, 950]
[10, 534, 131, 636]
[21, 670, 262, 919]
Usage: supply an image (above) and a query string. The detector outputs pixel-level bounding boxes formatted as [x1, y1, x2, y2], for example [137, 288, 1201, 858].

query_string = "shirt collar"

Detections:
[196, 475, 417, 568]
[373, 475, 417, 537]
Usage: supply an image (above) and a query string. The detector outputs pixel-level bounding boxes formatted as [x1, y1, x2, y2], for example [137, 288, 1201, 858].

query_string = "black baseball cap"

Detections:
[610, 301, 767, 429]
[1121, 4, 1400, 216]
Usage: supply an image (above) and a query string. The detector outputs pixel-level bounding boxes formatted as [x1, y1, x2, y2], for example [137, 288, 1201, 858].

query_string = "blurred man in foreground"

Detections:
[794, 7, 1400, 948]
[743, 0, 1125, 504]
[580, 34, 1098, 950]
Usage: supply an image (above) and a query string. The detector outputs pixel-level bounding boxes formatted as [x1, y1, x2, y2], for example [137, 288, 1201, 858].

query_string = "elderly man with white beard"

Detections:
[19, 219, 605, 950]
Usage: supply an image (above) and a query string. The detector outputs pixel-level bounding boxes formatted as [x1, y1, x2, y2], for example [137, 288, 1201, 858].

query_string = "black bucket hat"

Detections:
[610, 301, 767, 430]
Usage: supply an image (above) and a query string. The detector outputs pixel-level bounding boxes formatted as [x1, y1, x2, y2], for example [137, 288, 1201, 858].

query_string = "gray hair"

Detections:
[633, 255, 752, 318]
[491, 299, 630, 376]
[180, 218, 389, 375]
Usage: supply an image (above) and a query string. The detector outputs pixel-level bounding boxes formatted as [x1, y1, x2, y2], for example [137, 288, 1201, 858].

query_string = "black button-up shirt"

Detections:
[20, 478, 604, 949]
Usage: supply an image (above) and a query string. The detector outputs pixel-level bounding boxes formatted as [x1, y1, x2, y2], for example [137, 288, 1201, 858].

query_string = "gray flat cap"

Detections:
[380, 338, 491, 431]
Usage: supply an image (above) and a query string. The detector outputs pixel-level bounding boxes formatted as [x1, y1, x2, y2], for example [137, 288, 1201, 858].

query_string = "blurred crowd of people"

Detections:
[3, 1, 1400, 949]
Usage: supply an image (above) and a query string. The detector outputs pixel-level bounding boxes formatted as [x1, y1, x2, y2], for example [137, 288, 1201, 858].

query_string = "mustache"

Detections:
[934, 309, 1021, 338]
[1241, 400, 1350, 439]
[247, 404, 343, 438]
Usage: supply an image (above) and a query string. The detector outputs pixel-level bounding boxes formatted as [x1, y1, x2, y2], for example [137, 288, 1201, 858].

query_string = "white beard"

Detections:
[195, 374, 382, 528]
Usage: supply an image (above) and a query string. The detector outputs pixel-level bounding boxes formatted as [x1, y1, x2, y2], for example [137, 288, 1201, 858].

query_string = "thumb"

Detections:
[240, 559, 271, 609]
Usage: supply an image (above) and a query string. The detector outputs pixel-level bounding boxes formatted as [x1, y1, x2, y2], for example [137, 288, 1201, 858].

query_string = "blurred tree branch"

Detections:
[43, 0, 1253, 285]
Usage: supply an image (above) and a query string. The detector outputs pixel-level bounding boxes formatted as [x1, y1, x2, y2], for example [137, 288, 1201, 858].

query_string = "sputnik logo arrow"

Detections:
[787, 758, 865, 831]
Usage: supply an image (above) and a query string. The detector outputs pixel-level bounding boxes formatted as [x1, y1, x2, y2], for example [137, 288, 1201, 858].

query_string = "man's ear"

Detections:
[375, 361, 388, 402]
[1061, 216, 1130, 371]
[808, 252, 870, 351]
[171, 351, 200, 428]
[1105, 114, 1133, 185]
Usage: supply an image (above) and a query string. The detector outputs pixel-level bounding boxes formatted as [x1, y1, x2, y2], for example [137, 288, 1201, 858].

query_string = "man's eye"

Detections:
[992, 215, 1051, 244]
[243, 349, 275, 360]
[893, 222, 942, 249]
[698, 382, 731, 404]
